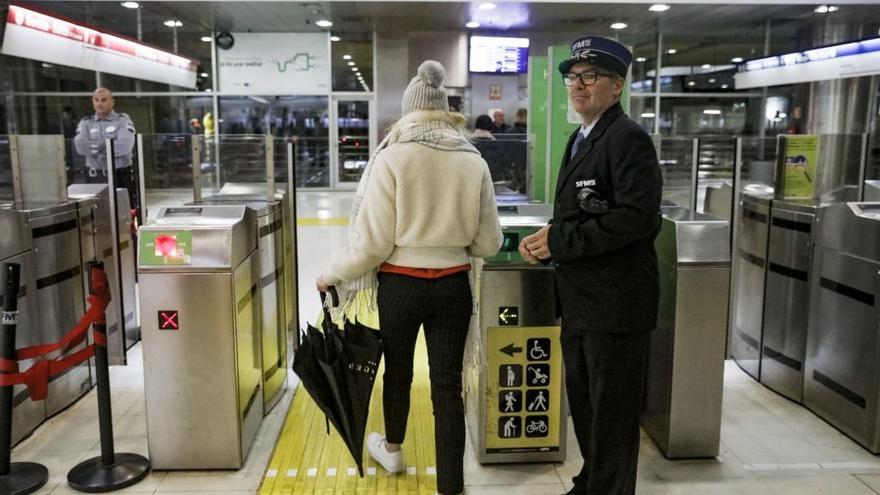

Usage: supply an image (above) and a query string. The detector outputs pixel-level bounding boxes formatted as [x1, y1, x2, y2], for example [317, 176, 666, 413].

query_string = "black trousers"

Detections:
[561, 330, 650, 495]
[377, 271, 472, 495]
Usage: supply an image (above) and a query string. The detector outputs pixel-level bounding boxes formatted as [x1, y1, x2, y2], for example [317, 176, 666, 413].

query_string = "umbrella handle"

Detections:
[320, 286, 340, 308]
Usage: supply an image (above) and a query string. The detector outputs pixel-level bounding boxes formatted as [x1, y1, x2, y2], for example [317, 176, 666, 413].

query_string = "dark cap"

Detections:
[558, 36, 632, 78]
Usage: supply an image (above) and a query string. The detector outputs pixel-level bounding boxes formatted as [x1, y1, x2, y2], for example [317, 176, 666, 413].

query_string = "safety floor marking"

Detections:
[297, 217, 350, 226]
[259, 321, 438, 494]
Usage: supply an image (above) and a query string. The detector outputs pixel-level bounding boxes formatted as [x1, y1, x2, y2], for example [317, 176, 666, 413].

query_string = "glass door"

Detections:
[330, 95, 375, 189]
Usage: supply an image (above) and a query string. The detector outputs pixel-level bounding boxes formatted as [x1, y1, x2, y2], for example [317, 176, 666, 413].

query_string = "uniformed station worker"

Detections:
[518, 36, 662, 495]
[74, 87, 139, 216]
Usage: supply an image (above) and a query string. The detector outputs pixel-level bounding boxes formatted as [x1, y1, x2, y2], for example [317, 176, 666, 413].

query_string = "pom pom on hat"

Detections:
[401, 60, 450, 115]
[417, 60, 446, 88]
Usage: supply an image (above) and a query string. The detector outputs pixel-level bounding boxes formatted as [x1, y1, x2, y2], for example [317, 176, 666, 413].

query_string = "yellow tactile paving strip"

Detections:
[260, 296, 439, 495]
[297, 217, 350, 226]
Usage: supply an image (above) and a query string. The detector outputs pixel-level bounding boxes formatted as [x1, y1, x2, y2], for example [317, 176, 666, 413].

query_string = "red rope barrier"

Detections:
[0, 266, 111, 401]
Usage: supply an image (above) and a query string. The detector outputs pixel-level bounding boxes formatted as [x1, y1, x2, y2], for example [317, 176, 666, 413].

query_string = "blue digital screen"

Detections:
[470, 36, 529, 74]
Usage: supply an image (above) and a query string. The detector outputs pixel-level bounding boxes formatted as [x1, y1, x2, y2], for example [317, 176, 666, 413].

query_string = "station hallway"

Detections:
[9, 191, 880, 495]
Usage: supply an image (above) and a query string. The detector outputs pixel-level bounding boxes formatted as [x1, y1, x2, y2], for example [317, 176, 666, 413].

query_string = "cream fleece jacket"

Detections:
[324, 141, 503, 285]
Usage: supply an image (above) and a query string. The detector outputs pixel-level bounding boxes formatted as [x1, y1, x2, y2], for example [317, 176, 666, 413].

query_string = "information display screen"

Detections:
[469, 36, 529, 74]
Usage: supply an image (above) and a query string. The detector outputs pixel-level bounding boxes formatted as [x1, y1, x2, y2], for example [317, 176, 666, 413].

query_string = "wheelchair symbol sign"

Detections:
[527, 338, 551, 361]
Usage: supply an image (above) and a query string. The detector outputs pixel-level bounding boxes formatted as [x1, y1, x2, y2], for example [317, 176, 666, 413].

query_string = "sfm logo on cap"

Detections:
[572, 39, 593, 51]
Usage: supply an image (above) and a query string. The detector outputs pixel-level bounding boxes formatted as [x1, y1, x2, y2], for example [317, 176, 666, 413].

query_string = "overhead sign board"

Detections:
[1, 5, 198, 88]
[217, 32, 330, 94]
[735, 36, 880, 89]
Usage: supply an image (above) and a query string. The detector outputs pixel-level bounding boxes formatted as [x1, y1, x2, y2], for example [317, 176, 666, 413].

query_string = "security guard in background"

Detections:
[74, 87, 139, 220]
[518, 36, 662, 495]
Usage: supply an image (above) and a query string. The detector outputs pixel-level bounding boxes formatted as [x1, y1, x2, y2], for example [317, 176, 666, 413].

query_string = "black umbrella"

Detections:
[292, 288, 383, 477]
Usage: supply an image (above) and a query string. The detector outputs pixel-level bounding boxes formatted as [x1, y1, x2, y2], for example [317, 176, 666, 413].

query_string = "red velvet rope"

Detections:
[0, 266, 112, 401]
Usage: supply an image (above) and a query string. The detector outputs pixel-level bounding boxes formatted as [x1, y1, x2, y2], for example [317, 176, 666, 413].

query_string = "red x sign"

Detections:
[158, 310, 179, 330]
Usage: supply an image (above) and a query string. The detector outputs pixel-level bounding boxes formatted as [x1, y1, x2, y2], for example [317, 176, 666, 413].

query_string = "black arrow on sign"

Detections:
[500, 343, 523, 357]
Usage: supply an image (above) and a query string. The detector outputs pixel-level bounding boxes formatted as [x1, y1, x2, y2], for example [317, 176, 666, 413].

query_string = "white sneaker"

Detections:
[367, 432, 404, 474]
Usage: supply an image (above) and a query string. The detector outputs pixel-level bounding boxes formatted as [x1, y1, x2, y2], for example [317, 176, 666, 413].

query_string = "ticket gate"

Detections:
[69, 184, 138, 364]
[464, 210, 567, 463]
[804, 202, 880, 452]
[138, 205, 263, 469]
[0, 202, 92, 417]
[0, 209, 44, 444]
[216, 183, 298, 337]
[642, 206, 729, 458]
[192, 196, 287, 413]
[730, 185, 774, 379]
[760, 200, 818, 403]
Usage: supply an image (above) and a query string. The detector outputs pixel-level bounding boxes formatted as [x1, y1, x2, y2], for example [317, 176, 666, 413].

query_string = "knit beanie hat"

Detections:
[401, 60, 450, 116]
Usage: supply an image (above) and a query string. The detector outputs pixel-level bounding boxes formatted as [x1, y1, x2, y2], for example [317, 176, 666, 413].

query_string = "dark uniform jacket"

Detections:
[547, 102, 662, 335]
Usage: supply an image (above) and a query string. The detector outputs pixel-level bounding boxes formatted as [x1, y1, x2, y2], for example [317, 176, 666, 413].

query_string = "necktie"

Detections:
[570, 132, 586, 159]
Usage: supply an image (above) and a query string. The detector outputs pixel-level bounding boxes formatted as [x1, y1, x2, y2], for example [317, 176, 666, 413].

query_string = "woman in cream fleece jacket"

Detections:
[317, 61, 502, 495]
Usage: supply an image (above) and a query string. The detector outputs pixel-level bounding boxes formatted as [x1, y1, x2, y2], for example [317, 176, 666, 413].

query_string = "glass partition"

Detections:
[473, 134, 528, 203]
[739, 137, 777, 189]
[0, 136, 12, 203]
[866, 132, 880, 201]
[656, 136, 696, 209]
[696, 136, 737, 213]
[140, 134, 195, 223]
[294, 137, 331, 188]
[814, 134, 864, 204]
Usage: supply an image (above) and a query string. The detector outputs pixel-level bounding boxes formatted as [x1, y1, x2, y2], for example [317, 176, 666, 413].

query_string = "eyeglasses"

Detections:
[562, 71, 615, 87]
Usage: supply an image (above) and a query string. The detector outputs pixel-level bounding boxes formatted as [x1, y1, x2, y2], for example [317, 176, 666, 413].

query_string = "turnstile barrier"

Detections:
[804, 202, 880, 452]
[464, 210, 567, 463]
[642, 205, 729, 458]
[759, 200, 817, 403]
[138, 205, 263, 469]
[730, 185, 774, 379]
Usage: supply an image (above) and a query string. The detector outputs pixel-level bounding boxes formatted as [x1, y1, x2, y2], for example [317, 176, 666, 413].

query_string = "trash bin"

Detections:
[464, 208, 567, 463]
[138, 205, 263, 469]
[642, 205, 729, 458]
[804, 202, 880, 452]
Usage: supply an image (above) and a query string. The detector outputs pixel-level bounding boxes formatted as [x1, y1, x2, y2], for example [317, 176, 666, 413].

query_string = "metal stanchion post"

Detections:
[67, 262, 150, 492]
[0, 263, 48, 494]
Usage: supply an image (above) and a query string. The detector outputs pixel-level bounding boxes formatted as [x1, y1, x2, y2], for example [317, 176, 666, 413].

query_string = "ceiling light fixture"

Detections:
[200, 36, 212, 42]
[316, 19, 333, 28]
[348, 61, 355, 66]
[330, 35, 341, 42]
[667, 49, 677, 54]
[478, 3, 497, 10]
[687, 81, 696, 87]
[466, 21, 480, 28]
[708, 78, 716, 83]
[640, 112, 656, 118]
[721, 84, 729, 89]
[649, 4, 670, 12]
[828, 5, 839, 12]
[163, 20, 182, 28]
[814, 5, 829, 13]
[343, 54, 352, 60]
[703, 109, 722, 115]
[121, 2, 139, 8]
[200, 72, 209, 78]
[635, 57, 647, 62]
[610, 22, 628, 30]
[351, 67, 358, 72]
[701, 64, 711, 69]
[731, 57, 744, 63]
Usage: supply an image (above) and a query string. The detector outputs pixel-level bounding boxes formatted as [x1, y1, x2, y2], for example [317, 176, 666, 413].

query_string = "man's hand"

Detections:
[316, 275, 329, 293]
[521, 225, 552, 263]
[518, 235, 540, 264]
